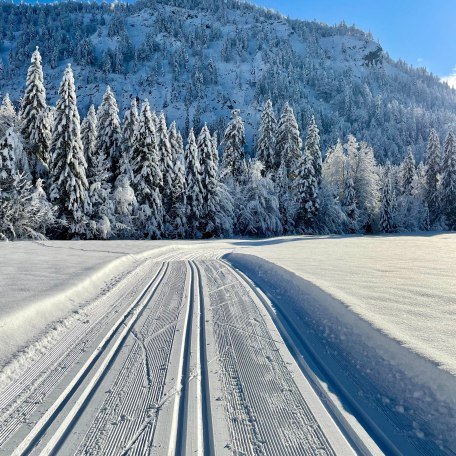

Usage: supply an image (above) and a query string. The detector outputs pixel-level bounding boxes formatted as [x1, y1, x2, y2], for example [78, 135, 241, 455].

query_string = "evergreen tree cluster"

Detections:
[1, 49, 456, 241]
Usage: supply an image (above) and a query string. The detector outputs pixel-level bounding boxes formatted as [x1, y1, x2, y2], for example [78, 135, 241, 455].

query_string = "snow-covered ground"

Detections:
[2, 234, 455, 373]
[0, 241, 176, 363]
[1, 235, 455, 454]
[230, 233, 456, 376]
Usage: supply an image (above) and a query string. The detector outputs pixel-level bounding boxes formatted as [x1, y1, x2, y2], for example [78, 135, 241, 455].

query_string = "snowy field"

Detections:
[0, 234, 455, 454]
[3, 235, 454, 374]
[231, 233, 456, 375]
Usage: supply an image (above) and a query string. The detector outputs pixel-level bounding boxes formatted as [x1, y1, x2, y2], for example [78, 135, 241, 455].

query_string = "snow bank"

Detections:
[0, 241, 172, 364]
[228, 252, 456, 455]
[230, 233, 456, 376]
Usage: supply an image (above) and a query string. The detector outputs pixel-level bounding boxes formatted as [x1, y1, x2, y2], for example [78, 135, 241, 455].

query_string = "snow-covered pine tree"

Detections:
[401, 147, 416, 196]
[275, 102, 302, 181]
[0, 129, 20, 180]
[211, 130, 234, 236]
[86, 113, 114, 240]
[48, 64, 90, 238]
[322, 139, 346, 201]
[237, 160, 282, 237]
[0, 127, 29, 177]
[113, 175, 137, 238]
[425, 128, 442, 226]
[118, 98, 139, 182]
[221, 109, 247, 182]
[0, 94, 19, 138]
[185, 128, 204, 238]
[97, 86, 121, 180]
[169, 121, 183, 165]
[380, 162, 397, 233]
[305, 115, 322, 185]
[256, 99, 277, 176]
[276, 158, 295, 233]
[157, 113, 174, 218]
[294, 149, 319, 233]
[198, 124, 220, 236]
[211, 131, 219, 167]
[20, 47, 51, 181]
[131, 100, 163, 238]
[342, 173, 358, 232]
[151, 110, 159, 131]
[81, 105, 97, 163]
[441, 130, 456, 229]
[1, 171, 57, 241]
[168, 146, 187, 239]
[345, 135, 380, 231]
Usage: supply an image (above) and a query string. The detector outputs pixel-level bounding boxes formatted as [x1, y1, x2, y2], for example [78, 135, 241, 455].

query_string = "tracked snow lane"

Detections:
[2, 250, 363, 455]
[200, 259, 355, 456]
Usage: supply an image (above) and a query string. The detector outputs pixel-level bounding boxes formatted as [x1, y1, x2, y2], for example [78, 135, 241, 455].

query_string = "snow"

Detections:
[226, 237, 456, 453]
[1, 235, 455, 454]
[0, 240, 172, 364]
[2, 234, 455, 376]
[231, 233, 456, 376]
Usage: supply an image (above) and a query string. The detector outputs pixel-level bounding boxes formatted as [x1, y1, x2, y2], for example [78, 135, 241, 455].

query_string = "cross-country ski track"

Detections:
[0, 249, 384, 455]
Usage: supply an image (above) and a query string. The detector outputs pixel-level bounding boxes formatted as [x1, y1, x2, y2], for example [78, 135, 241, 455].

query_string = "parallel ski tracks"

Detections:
[202, 259, 338, 456]
[5, 252, 181, 456]
[1, 250, 369, 455]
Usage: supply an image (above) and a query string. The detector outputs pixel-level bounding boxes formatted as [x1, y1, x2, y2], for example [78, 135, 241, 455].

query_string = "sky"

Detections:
[254, 0, 456, 86]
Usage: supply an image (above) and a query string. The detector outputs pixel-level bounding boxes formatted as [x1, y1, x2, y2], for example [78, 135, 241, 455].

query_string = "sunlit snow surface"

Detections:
[232, 233, 456, 376]
[1, 234, 455, 373]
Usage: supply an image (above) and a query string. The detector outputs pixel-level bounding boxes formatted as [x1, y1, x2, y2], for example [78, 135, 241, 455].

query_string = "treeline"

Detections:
[1, 48, 456, 241]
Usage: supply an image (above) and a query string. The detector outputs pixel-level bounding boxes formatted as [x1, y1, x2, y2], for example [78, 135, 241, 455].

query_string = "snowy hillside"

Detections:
[1, 0, 456, 162]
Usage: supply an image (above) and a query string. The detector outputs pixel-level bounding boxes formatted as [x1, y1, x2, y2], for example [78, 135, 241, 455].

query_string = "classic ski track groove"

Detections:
[0, 249, 382, 456]
[7, 252, 181, 456]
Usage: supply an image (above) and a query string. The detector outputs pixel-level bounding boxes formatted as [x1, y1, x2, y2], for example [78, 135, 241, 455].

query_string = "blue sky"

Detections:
[254, 0, 456, 83]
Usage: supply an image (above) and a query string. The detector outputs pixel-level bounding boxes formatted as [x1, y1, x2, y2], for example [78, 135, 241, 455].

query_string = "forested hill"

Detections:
[1, 0, 455, 163]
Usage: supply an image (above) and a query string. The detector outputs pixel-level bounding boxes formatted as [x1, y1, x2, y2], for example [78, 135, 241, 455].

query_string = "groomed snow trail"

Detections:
[0, 250, 357, 455]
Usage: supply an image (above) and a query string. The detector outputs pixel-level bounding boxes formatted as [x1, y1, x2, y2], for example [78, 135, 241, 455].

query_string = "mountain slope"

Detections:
[1, 0, 455, 162]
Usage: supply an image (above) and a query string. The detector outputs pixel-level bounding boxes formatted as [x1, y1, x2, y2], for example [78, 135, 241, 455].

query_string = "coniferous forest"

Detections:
[1, 47, 456, 240]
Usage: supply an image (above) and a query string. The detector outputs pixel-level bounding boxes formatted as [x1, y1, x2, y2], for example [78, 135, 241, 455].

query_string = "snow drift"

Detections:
[228, 253, 456, 455]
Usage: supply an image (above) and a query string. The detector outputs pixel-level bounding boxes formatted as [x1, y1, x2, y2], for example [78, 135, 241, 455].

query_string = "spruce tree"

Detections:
[168, 146, 187, 238]
[1, 140, 57, 242]
[342, 174, 358, 232]
[49, 65, 89, 237]
[305, 116, 322, 186]
[238, 160, 282, 237]
[0, 94, 18, 138]
[198, 124, 219, 236]
[441, 131, 456, 229]
[86, 114, 114, 240]
[276, 158, 295, 233]
[157, 113, 174, 214]
[275, 102, 302, 181]
[380, 163, 397, 233]
[20, 47, 51, 181]
[294, 149, 319, 233]
[97, 86, 121, 180]
[169, 121, 184, 169]
[221, 109, 247, 182]
[425, 128, 441, 225]
[256, 99, 277, 176]
[0, 129, 20, 180]
[401, 147, 416, 196]
[81, 105, 97, 163]
[131, 100, 163, 238]
[0, 127, 30, 177]
[118, 98, 138, 182]
[185, 129, 204, 238]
